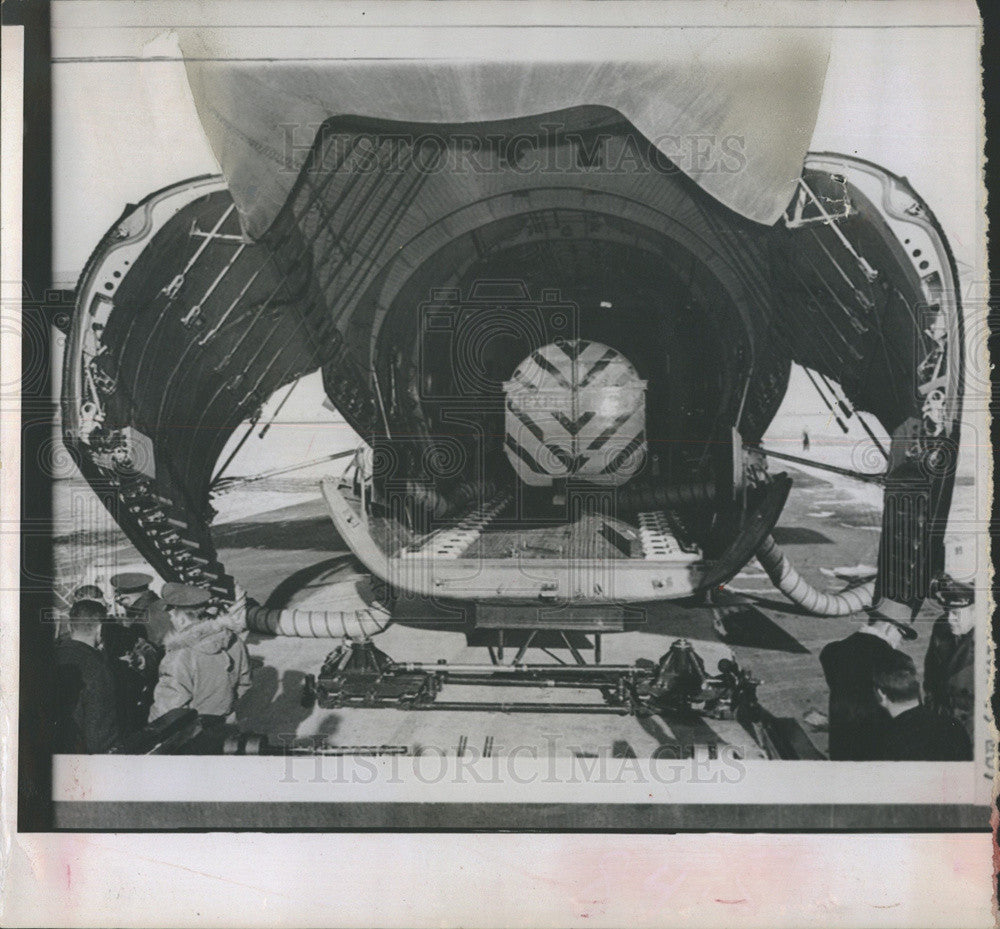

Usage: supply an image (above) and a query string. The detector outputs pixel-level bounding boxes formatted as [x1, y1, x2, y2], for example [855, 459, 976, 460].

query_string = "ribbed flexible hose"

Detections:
[755, 534, 874, 617]
[245, 578, 391, 638]
[246, 604, 391, 638]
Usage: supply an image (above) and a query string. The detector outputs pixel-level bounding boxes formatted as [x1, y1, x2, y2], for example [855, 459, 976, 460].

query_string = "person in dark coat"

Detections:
[54, 599, 121, 753]
[104, 572, 166, 733]
[819, 609, 916, 760]
[923, 574, 975, 747]
[874, 649, 971, 761]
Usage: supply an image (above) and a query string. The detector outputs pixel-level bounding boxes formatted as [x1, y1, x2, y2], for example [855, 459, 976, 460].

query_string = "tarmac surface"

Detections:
[54, 463, 947, 760]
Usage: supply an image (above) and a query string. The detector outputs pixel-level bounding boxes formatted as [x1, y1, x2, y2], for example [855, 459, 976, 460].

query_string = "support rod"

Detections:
[750, 445, 886, 485]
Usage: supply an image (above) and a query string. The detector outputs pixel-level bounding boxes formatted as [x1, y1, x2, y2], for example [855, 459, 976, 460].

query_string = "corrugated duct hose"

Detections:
[755, 534, 874, 616]
[245, 578, 392, 638]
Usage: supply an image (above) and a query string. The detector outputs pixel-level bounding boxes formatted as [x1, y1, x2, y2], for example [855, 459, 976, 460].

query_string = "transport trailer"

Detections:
[117, 639, 823, 759]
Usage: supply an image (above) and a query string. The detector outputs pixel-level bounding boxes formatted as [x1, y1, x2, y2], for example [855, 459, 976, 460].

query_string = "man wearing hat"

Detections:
[819, 608, 918, 760]
[148, 583, 252, 726]
[104, 571, 167, 733]
[110, 572, 171, 645]
[923, 574, 976, 748]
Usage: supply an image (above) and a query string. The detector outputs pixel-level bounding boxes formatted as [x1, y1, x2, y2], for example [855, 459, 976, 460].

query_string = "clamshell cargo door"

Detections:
[772, 153, 964, 606]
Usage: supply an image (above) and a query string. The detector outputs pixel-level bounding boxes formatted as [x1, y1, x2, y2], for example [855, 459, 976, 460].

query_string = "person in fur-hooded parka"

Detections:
[148, 595, 251, 723]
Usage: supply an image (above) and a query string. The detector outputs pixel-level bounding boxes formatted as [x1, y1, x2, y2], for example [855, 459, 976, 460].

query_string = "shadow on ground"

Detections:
[236, 660, 315, 736]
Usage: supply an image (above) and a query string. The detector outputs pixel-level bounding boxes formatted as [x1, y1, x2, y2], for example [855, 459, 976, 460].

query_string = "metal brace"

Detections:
[784, 177, 879, 283]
